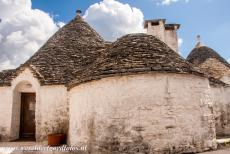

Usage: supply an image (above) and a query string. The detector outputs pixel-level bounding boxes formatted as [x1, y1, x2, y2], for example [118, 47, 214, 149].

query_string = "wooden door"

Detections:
[20, 93, 36, 139]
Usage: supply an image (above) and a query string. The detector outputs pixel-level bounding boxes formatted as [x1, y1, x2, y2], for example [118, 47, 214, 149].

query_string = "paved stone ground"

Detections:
[200, 149, 230, 154]
[199, 138, 230, 154]
[0, 142, 86, 154]
[1, 140, 230, 154]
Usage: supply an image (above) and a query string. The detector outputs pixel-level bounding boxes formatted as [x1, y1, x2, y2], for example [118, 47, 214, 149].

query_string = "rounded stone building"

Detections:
[0, 13, 106, 142]
[187, 42, 230, 84]
[187, 42, 230, 138]
[68, 34, 216, 153]
[0, 13, 219, 153]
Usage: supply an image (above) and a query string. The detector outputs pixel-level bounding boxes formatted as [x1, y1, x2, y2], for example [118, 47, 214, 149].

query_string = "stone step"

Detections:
[217, 138, 230, 144]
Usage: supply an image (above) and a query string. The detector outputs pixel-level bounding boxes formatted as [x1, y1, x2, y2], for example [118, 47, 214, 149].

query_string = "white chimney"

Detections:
[164, 24, 180, 52]
[144, 19, 166, 42]
[144, 19, 180, 53]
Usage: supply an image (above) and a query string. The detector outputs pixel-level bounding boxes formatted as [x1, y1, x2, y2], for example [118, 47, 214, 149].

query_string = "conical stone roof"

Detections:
[68, 34, 205, 89]
[20, 14, 106, 85]
[0, 15, 106, 86]
[187, 46, 230, 68]
[187, 45, 230, 83]
[0, 69, 17, 86]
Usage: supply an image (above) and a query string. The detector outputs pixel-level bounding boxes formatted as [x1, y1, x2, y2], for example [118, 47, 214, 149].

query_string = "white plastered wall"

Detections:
[0, 87, 12, 141]
[211, 86, 230, 136]
[0, 68, 69, 141]
[10, 68, 40, 141]
[38, 85, 68, 141]
[69, 73, 216, 153]
[165, 29, 179, 52]
[146, 21, 165, 41]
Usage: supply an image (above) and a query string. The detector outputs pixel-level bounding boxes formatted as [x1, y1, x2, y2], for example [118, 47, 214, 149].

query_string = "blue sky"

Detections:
[0, 0, 229, 70]
[32, 0, 230, 59]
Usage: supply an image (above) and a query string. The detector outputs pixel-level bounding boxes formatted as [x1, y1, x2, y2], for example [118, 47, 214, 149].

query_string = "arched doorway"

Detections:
[20, 93, 36, 139]
[12, 81, 36, 140]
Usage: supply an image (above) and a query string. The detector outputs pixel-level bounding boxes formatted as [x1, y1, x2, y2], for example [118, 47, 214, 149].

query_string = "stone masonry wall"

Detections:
[211, 86, 230, 137]
[200, 58, 230, 84]
[69, 73, 216, 153]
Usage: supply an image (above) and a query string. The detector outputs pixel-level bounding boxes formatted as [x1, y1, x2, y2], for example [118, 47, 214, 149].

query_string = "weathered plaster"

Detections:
[211, 86, 230, 137]
[10, 68, 40, 141]
[38, 85, 68, 141]
[69, 73, 216, 153]
[145, 21, 179, 52]
[0, 68, 69, 142]
[0, 87, 12, 141]
[165, 29, 179, 52]
[146, 21, 165, 42]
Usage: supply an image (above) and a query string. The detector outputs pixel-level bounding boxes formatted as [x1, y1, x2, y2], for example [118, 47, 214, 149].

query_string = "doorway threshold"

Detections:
[13, 138, 36, 142]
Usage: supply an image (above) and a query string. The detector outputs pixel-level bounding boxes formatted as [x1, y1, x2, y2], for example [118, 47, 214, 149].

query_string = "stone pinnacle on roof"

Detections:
[187, 39, 230, 68]
[76, 9, 82, 16]
[195, 35, 204, 48]
[187, 39, 230, 84]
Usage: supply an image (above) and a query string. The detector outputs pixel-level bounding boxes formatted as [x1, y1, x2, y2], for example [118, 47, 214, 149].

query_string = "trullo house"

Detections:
[0, 11, 230, 153]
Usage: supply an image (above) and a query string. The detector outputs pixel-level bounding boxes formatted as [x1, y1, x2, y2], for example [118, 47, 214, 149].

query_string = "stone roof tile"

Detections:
[187, 46, 230, 69]
[0, 69, 17, 86]
[68, 34, 206, 89]
[0, 15, 106, 86]
[187, 46, 230, 86]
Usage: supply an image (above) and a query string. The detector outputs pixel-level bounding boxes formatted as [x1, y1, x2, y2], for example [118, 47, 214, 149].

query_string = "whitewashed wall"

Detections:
[146, 21, 179, 53]
[211, 86, 230, 136]
[146, 21, 165, 42]
[10, 68, 40, 140]
[38, 85, 68, 141]
[0, 87, 12, 141]
[69, 73, 216, 153]
[165, 29, 178, 52]
[0, 68, 69, 141]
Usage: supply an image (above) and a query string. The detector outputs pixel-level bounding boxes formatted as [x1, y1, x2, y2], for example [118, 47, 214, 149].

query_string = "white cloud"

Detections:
[178, 38, 183, 47]
[227, 58, 230, 63]
[177, 38, 183, 55]
[0, 0, 63, 71]
[57, 21, 65, 28]
[84, 0, 145, 41]
[158, 0, 189, 6]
